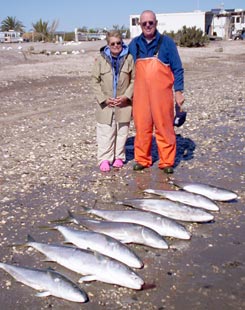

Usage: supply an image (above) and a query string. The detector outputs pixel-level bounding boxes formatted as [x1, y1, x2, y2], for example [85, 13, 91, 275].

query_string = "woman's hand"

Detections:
[105, 97, 117, 107]
[113, 96, 129, 107]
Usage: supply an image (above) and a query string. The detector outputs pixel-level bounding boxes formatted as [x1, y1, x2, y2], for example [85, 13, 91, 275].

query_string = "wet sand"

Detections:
[0, 40, 244, 309]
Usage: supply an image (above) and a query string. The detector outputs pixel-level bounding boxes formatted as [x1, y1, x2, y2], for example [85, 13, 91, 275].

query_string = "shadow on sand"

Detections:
[125, 134, 196, 168]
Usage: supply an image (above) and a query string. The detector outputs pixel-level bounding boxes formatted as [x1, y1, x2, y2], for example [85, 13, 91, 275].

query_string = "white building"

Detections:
[129, 8, 245, 40]
[130, 11, 207, 38]
[211, 9, 245, 38]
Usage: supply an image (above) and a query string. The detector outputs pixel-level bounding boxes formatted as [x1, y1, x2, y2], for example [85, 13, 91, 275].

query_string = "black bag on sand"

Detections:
[174, 103, 187, 127]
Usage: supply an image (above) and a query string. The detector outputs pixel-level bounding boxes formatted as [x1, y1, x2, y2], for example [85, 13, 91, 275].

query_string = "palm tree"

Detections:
[32, 18, 59, 42]
[49, 19, 59, 41]
[1, 16, 25, 32]
[32, 19, 49, 41]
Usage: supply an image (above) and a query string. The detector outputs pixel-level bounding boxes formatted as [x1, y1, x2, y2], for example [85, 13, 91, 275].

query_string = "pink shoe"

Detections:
[113, 159, 123, 168]
[99, 160, 110, 172]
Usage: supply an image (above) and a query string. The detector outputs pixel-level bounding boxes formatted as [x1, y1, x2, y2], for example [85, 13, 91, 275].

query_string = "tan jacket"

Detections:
[91, 52, 135, 125]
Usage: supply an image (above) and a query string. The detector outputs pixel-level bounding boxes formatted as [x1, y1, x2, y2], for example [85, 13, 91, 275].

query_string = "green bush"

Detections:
[63, 32, 75, 42]
[163, 26, 209, 47]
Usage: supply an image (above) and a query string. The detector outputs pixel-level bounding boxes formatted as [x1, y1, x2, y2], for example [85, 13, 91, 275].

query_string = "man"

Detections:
[129, 10, 185, 174]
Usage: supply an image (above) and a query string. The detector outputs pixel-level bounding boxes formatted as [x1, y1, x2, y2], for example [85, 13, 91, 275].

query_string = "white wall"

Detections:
[130, 11, 206, 38]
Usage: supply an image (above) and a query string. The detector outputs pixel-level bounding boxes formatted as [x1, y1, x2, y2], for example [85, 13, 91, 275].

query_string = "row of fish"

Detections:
[1, 180, 238, 303]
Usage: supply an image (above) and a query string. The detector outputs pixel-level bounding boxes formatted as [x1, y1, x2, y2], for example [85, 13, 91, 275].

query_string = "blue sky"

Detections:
[1, 0, 244, 32]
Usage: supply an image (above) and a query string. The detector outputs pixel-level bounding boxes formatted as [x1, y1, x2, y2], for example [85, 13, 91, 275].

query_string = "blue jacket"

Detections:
[129, 31, 184, 92]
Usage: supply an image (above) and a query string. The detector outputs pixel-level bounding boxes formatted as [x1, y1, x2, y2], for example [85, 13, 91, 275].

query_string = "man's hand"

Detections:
[175, 91, 185, 106]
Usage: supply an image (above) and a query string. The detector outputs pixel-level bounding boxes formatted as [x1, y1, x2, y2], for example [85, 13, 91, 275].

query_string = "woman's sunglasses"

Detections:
[110, 41, 122, 46]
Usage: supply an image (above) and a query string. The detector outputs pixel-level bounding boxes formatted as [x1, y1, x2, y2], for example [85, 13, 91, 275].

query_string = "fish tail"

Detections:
[79, 205, 93, 214]
[49, 210, 75, 224]
[7, 234, 35, 249]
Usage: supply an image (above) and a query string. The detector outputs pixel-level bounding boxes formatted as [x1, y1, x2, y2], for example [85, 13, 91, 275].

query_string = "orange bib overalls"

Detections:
[133, 56, 176, 168]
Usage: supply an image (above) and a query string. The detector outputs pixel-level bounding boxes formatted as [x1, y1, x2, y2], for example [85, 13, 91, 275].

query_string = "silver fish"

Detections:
[172, 181, 238, 201]
[53, 225, 143, 269]
[56, 212, 169, 249]
[25, 235, 144, 290]
[116, 199, 214, 222]
[79, 207, 191, 240]
[144, 189, 219, 211]
[0, 262, 88, 303]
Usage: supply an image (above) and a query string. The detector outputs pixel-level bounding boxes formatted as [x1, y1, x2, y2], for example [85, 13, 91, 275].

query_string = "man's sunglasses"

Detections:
[110, 41, 122, 46]
[141, 21, 155, 27]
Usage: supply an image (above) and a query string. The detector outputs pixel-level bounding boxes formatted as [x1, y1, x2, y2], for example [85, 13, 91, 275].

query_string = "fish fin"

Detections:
[41, 257, 55, 263]
[63, 240, 73, 245]
[67, 210, 75, 221]
[7, 243, 26, 249]
[36, 291, 51, 297]
[78, 205, 92, 214]
[38, 225, 56, 231]
[143, 189, 154, 195]
[9, 234, 36, 248]
[114, 201, 123, 205]
[49, 215, 72, 224]
[116, 200, 132, 207]
[78, 199, 98, 214]
[49, 209, 77, 224]
[46, 266, 56, 272]
[93, 250, 102, 258]
[78, 275, 97, 283]
[118, 239, 128, 244]
[27, 234, 36, 243]
[168, 179, 180, 189]
[66, 210, 80, 224]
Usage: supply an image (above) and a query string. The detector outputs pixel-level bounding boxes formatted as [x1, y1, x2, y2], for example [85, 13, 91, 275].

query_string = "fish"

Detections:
[52, 225, 143, 269]
[78, 207, 191, 240]
[172, 181, 238, 201]
[24, 235, 144, 290]
[144, 189, 219, 211]
[0, 262, 88, 303]
[51, 211, 169, 249]
[116, 198, 214, 222]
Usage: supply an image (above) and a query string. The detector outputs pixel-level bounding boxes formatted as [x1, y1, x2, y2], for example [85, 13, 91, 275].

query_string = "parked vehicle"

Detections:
[232, 28, 245, 40]
[87, 33, 106, 41]
[77, 32, 106, 41]
[0, 31, 23, 43]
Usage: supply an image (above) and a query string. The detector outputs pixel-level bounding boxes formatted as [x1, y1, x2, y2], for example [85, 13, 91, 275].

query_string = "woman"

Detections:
[92, 30, 135, 172]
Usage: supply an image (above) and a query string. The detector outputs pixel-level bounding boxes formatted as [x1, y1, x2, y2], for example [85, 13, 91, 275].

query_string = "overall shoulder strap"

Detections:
[136, 35, 163, 59]
[136, 42, 140, 59]
[153, 35, 163, 57]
